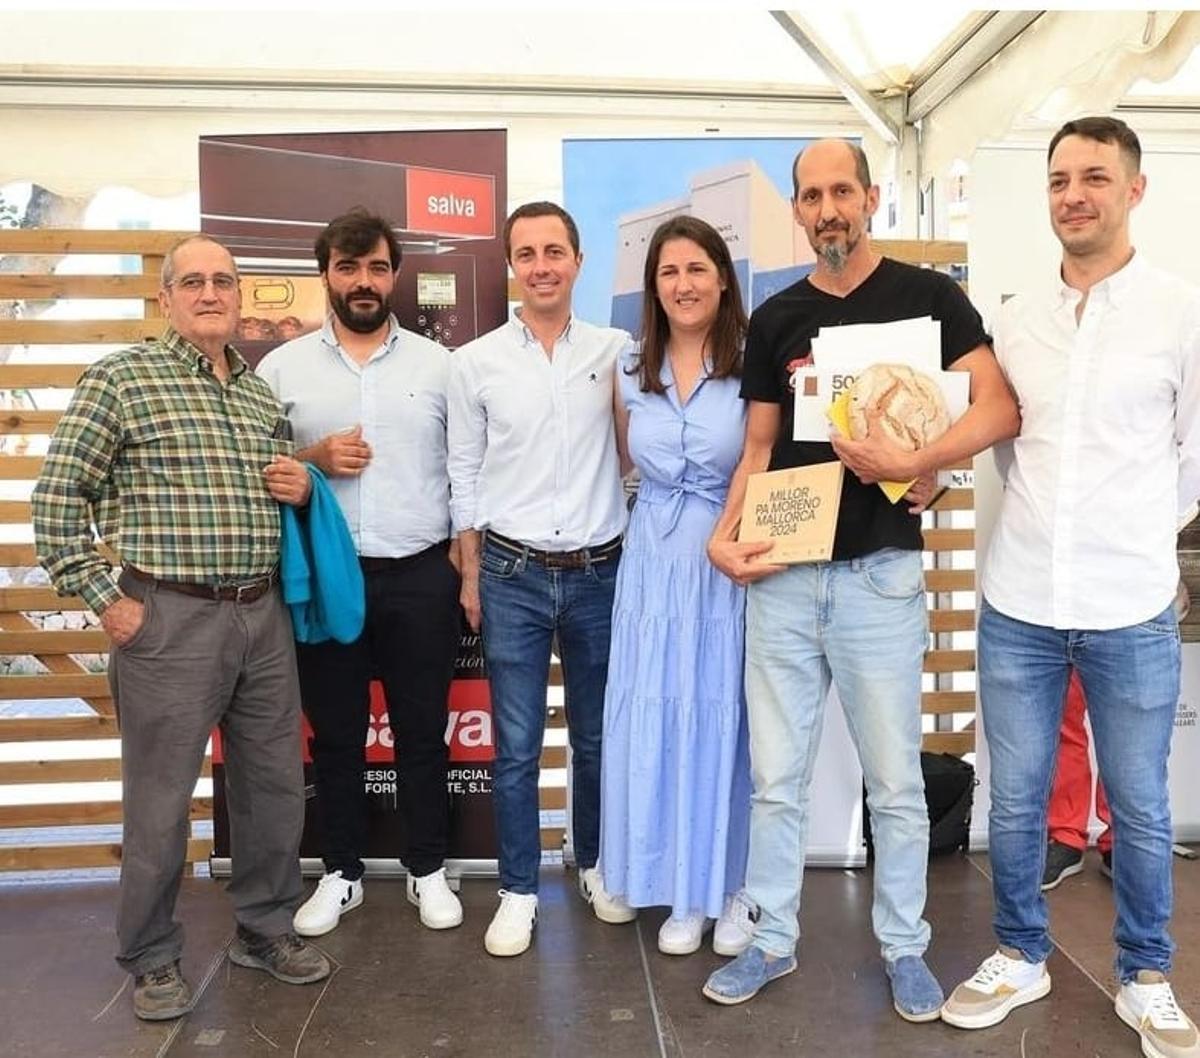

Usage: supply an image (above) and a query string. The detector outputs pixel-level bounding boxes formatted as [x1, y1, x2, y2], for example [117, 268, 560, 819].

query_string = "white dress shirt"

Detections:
[257, 315, 452, 558]
[983, 253, 1200, 630]
[448, 313, 630, 550]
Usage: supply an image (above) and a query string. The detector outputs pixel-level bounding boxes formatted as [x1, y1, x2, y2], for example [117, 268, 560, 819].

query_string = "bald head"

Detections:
[791, 138, 879, 276]
[792, 139, 872, 200]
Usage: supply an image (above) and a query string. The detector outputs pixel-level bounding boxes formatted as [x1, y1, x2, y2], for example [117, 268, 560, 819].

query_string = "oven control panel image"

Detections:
[397, 254, 478, 349]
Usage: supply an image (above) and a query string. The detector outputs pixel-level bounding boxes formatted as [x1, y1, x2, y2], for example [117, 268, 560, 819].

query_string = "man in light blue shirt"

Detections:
[449, 202, 634, 956]
[258, 209, 463, 939]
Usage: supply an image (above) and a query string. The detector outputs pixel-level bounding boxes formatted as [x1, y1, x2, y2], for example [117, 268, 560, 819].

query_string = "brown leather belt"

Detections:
[125, 565, 278, 604]
[486, 531, 622, 571]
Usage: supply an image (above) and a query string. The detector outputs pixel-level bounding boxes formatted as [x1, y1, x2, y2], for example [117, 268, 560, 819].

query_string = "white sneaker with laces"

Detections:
[407, 867, 463, 930]
[292, 870, 363, 937]
[484, 890, 538, 957]
[713, 892, 758, 957]
[940, 947, 1051, 1029]
[577, 866, 637, 924]
[658, 911, 709, 955]
[1115, 970, 1200, 1058]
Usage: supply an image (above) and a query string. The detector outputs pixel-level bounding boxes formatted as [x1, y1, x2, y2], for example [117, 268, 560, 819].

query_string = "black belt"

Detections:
[126, 565, 278, 604]
[486, 531, 622, 571]
[360, 540, 450, 573]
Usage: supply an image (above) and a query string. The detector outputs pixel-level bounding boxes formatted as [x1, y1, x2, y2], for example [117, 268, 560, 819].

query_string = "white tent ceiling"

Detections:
[0, 7, 992, 95]
[2, 5, 1200, 233]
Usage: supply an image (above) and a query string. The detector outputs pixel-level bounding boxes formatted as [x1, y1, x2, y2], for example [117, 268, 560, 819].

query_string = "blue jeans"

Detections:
[743, 548, 931, 961]
[479, 536, 619, 893]
[979, 598, 1179, 981]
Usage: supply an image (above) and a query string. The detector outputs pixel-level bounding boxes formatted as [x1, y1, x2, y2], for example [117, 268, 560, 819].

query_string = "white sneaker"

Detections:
[484, 890, 538, 957]
[1115, 970, 1200, 1058]
[940, 948, 1051, 1029]
[713, 892, 758, 957]
[658, 911, 709, 955]
[292, 871, 363, 937]
[577, 866, 637, 924]
[407, 867, 463, 930]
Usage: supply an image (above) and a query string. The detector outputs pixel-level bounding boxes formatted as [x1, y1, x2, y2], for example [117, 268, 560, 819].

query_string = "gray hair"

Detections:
[160, 234, 237, 287]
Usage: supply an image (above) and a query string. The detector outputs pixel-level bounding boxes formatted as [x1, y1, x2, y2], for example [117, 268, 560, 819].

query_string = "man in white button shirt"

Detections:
[258, 209, 464, 939]
[449, 202, 636, 956]
[943, 118, 1200, 1058]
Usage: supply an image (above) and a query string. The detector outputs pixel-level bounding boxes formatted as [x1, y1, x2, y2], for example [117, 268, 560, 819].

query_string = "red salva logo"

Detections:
[446, 679, 495, 763]
[405, 167, 496, 238]
[360, 679, 495, 763]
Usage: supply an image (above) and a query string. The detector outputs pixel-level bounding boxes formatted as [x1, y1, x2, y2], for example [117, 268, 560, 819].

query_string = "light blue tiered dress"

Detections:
[600, 348, 751, 918]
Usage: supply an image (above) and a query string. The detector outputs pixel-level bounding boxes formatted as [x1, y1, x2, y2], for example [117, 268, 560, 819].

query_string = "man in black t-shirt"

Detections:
[701, 139, 1019, 1020]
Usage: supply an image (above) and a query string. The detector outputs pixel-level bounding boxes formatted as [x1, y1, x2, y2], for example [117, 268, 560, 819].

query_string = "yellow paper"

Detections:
[826, 392, 914, 505]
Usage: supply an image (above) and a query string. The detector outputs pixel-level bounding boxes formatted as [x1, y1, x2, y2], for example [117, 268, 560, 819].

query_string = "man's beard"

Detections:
[330, 289, 390, 334]
[815, 225, 859, 274]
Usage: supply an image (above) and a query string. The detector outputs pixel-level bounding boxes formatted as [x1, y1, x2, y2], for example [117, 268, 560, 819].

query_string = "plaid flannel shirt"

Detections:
[32, 327, 292, 613]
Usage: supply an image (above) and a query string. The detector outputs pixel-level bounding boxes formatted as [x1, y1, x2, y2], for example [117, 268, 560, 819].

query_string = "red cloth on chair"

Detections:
[1047, 670, 1112, 853]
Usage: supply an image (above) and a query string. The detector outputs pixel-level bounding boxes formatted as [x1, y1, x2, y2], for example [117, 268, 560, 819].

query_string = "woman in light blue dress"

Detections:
[600, 215, 754, 956]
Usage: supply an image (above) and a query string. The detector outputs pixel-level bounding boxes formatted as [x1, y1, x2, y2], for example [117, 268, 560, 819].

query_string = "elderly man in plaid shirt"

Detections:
[32, 234, 329, 1022]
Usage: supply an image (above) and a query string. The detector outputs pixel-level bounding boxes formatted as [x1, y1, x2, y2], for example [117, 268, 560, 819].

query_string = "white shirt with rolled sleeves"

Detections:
[982, 253, 1200, 630]
[448, 314, 630, 551]
[256, 315, 452, 558]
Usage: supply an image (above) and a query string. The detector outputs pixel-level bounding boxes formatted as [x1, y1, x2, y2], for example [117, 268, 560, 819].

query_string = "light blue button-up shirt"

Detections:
[448, 313, 631, 550]
[257, 315, 452, 558]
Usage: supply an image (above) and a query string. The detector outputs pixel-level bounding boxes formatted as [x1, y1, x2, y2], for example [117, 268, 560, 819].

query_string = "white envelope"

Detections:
[811, 316, 943, 376]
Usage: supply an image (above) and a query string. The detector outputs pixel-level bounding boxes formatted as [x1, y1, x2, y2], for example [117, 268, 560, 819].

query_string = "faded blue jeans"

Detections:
[743, 548, 931, 961]
[479, 535, 619, 893]
[979, 597, 1179, 981]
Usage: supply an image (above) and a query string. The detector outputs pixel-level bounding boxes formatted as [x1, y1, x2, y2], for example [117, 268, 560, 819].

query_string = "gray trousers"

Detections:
[109, 571, 305, 975]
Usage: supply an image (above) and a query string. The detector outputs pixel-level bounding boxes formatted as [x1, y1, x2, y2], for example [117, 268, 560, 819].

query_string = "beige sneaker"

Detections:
[1115, 970, 1200, 1058]
[484, 890, 538, 957]
[941, 947, 1051, 1029]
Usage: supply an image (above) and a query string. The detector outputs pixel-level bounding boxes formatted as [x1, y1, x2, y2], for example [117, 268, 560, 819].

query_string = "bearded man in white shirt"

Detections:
[449, 202, 635, 957]
[942, 117, 1200, 1058]
[257, 209, 463, 940]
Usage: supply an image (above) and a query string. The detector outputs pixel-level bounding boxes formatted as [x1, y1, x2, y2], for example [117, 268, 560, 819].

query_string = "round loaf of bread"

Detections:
[847, 363, 950, 451]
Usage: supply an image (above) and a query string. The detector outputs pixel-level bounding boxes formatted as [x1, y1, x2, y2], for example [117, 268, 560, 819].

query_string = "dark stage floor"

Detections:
[1, 850, 1196, 1057]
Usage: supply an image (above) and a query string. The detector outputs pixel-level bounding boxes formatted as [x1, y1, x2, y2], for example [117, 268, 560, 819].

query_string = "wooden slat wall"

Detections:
[0, 228, 211, 872]
[909, 237, 977, 758]
[0, 231, 977, 870]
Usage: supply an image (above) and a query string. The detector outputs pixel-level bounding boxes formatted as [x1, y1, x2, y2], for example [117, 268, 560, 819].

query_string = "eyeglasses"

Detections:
[168, 273, 239, 294]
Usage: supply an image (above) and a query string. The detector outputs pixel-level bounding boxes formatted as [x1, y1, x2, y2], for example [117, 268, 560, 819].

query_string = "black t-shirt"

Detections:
[740, 257, 988, 559]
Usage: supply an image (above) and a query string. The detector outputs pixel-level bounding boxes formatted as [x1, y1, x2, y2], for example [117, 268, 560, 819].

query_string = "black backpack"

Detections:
[863, 751, 976, 858]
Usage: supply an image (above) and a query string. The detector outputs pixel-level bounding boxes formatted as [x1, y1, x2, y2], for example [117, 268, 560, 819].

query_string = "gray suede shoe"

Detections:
[228, 928, 330, 985]
[133, 961, 194, 1021]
